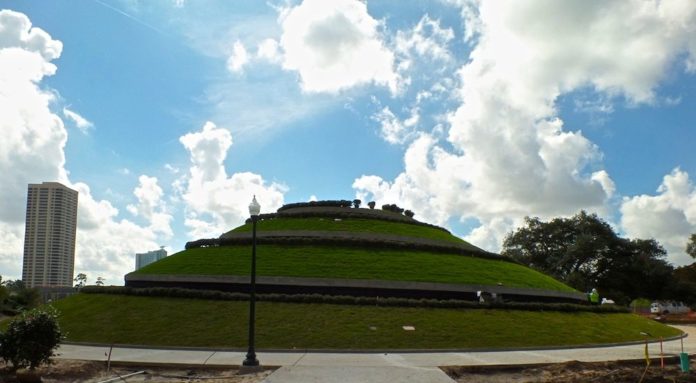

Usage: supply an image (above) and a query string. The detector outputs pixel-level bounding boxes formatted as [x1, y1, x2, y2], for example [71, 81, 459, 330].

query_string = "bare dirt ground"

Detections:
[0, 360, 274, 383]
[3, 358, 696, 382]
[443, 359, 696, 383]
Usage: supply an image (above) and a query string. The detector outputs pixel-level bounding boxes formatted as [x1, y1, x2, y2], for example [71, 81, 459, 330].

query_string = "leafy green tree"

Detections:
[687, 233, 696, 259]
[95, 277, 105, 286]
[73, 273, 87, 288]
[1, 280, 40, 312]
[0, 306, 63, 371]
[502, 211, 673, 304]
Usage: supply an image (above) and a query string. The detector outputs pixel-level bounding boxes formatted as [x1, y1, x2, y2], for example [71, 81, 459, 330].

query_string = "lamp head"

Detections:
[249, 195, 261, 217]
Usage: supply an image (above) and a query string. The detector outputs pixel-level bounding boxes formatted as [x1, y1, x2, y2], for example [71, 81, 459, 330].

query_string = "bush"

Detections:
[0, 307, 63, 371]
[368, 201, 376, 209]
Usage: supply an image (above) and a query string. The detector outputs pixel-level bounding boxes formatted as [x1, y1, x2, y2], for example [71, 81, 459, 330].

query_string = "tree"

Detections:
[687, 233, 696, 259]
[501, 211, 674, 304]
[367, 201, 376, 209]
[1, 280, 40, 313]
[352, 199, 361, 208]
[95, 277, 105, 286]
[0, 307, 63, 371]
[74, 273, 87, 288]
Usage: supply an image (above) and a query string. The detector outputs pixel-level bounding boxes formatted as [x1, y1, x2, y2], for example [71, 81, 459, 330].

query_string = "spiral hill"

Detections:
[126, 201, 585, 303]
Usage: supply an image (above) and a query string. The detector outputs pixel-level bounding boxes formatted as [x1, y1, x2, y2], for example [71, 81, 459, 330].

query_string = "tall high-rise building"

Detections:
[22, 182, 78, 288]
[135, 247, 167, 270]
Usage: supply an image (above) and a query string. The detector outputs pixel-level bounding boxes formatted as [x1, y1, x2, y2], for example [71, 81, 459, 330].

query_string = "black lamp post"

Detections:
[243, 195, 261, 367]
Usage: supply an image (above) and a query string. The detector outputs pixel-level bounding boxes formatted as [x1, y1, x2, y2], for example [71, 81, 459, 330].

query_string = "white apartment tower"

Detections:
[135, 247, 167, 270]
[22, 182, 78, 288]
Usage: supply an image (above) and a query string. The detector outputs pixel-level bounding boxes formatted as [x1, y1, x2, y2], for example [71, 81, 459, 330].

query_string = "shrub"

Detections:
[0, 306, 63, 371]
[404, 210, 415, 218]
[368, 201, 376, 209]
[381, 204, 405, 214]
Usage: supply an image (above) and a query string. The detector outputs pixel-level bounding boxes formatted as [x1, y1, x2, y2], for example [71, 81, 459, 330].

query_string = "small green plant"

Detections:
[0, 306, 63, 371]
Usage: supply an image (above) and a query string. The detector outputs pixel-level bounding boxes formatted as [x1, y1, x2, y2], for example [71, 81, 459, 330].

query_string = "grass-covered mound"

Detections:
[128, 202, 580, 301]
[133, 245, 573, 292]
[53, 293, 681, 349]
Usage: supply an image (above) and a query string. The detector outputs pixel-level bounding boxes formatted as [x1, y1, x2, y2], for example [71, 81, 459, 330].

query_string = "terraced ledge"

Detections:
[125, 274, 587, 303]
[214, 230, 489, 258]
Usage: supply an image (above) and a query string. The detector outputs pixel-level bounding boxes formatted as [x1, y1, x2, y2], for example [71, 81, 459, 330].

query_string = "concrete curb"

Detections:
[62, 331, 687, 354]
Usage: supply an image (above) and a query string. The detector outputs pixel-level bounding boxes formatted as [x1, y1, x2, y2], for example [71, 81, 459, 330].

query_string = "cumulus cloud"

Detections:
[371, 106, 420, 145]
[62, 107, 93, 133]
[278, 0, 400, 94]
[621, 169, 696, 266]
[0, 10, 168, 283]
[127, 175, 173, 238]
[256, 38, 281, 63]
[178, 121, 286, 238]
[395, 14, 454, 64]
[0, 9, 67, 225]
[355, 0, 696, 253]
[226, 40, 249, 73]
[70, 182, 162, 283]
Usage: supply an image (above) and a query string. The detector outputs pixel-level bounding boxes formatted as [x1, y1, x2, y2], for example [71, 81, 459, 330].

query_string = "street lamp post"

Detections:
[243, 195, 261, 367]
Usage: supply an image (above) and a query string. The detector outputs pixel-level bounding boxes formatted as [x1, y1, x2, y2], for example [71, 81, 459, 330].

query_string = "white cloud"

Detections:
[0, 10, 169, 283]
[62, 107, 93, 133]
[278, 0, 400, 94]
[355, 0, 696, 254]
[0, 10, 62, 61]
[256, 38, 281, 63]
[371, 106, 419, 145]
[70, 182, 162, 283]
[226, 40, 249, 73]
[127, 175, 173, 238]
[178, 121, 286, 238]
[621, 169, 696, 266]
[395, 14, 454, 63]
[0, 10, 68, 225]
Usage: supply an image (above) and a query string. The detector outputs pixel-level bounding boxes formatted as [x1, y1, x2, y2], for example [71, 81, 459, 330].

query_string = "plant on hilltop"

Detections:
[0, 306, 63, 371]
[368, 201, 376, 209]
[74, 273, 87, 288]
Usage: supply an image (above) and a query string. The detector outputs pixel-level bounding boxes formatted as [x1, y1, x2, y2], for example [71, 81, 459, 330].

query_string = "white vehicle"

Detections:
[650, 301, 690, 315]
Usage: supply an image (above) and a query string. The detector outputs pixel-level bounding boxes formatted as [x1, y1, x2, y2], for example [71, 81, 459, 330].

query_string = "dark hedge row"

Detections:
[81, 286, 628, 313]
[245, 208, 452, 234]
[185, 234, 502, 262]
[242, 209, 450, 234]
[278, 200, 353, 211]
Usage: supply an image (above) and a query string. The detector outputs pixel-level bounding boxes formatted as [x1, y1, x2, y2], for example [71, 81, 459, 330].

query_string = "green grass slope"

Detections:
[132, 245, 574, 292]
[225, 217, 468, 245]
[53, 294, 680, 349]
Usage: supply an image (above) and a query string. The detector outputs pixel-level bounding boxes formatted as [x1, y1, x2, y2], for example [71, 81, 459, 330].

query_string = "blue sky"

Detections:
[1, 0, 696, 285]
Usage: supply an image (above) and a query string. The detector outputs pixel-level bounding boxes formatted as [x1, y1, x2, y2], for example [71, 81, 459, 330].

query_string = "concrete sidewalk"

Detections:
[55, 325, 695, 383]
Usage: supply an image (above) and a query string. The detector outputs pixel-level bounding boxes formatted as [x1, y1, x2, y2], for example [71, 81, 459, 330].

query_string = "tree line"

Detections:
[502, 211, 696, 305]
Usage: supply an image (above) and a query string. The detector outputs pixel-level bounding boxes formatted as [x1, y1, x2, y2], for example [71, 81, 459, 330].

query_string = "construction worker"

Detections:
[589, 288, 599, 305]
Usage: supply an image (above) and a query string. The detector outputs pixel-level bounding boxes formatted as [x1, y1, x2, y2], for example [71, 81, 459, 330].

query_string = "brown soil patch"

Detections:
[0, 360, 274, 382]
[443, 359, 696, 383]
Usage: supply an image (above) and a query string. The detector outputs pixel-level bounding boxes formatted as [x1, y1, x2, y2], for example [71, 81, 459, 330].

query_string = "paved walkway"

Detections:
[56, 325, 695, 383]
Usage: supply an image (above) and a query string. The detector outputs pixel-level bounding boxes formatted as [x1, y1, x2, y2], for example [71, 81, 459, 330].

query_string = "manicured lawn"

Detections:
[53, 294, 681, 349]
[225, 217, 469, 245]
[133, 245, 573, 292]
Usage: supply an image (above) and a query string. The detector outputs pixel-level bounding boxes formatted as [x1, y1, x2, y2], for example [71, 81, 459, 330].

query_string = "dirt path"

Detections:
[0, 360, 274, 382]
[444, 360, 696, 383]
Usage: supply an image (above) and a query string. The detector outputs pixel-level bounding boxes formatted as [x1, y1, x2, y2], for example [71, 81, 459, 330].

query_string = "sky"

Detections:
[1, 0, 696, 286]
